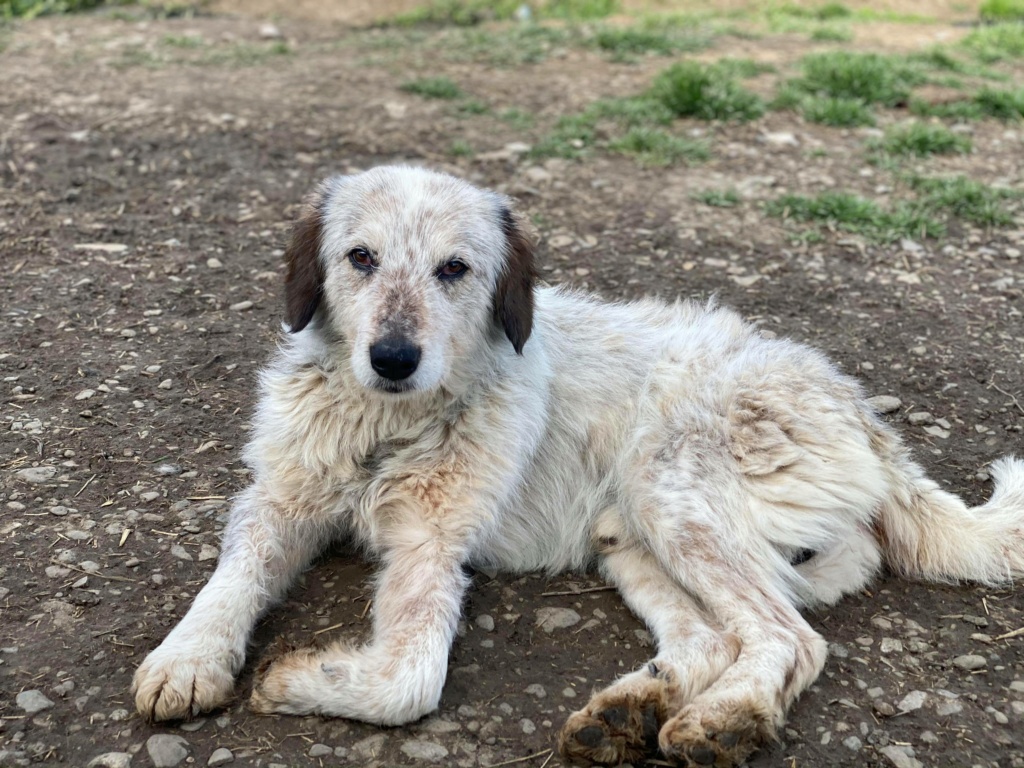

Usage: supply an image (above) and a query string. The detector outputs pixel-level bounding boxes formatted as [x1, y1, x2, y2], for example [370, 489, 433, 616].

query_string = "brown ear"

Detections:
[283, 197, 326, 333]
[495, 206, 536, 355]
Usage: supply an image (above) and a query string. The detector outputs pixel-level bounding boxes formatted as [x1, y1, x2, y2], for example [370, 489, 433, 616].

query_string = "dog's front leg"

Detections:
[250, 519, 470, 725]
[133, 484, 330, 721]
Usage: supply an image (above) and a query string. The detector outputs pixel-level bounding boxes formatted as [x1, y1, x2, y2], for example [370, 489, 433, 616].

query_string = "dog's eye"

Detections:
[348, 248, 374, 271]
[438, 260, 468, 280]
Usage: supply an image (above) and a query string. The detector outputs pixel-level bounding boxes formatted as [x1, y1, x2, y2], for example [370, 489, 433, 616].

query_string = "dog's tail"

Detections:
[876, 455, 1024, 585]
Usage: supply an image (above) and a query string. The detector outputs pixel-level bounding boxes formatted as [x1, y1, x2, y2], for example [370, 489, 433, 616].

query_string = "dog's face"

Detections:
[282, 167, 535, 394]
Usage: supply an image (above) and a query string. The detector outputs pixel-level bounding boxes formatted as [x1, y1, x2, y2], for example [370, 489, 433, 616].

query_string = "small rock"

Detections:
[535, 606, 580, 633]
[475, 614, 495, 632]
[525, 684, 546, 698]
[993, 710, 1008, 724]
[399, 740, 448, 762]
[1009, 680, 1024, 693]
[206, 258, 223, 269]
[907, 411, 933, 425]
[762, 131, 799, 147]
[230, 301, 253, 312]
[873, 700, 896, 717]
[87, 753, 132, 768]
[898, 690, 927, 712]
[75, 389, 96, 400]
[923, 425, 950, 439]
[952, 654, 987, 671]
[350, 734, 386, 761]
[842, 736, 862, 751]
[207, 748, 233, 766]
[198, 545, 220, 562]
[308, 744, 332, 758]
[170, 545, 193, 561]
[879, 745, 923, 768]
[258, 22, 282, 39]
[146, 735, 189, 768]
[866, 396, 901, 414]
[158, 379, 173, 390]
[156, 464, 182, 476]
[548, 234, 574, 249]
[17, 690, 55, 714]
[936, 700, 963, 716]
[880, 638, 903, 653]
[15, 466, 57, 484]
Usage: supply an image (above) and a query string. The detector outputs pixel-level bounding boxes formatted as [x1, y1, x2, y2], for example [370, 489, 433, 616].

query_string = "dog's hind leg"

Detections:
[133, 484, 330, 721]
[558, 518, 740, 766]
[631, 497, 827, 767]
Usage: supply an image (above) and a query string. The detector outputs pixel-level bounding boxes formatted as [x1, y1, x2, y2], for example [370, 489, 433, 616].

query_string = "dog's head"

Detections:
[282, 166, 536, 394]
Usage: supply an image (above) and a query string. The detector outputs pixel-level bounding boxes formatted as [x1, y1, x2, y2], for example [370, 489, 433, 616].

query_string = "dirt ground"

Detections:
[1, 3, 1023, 768]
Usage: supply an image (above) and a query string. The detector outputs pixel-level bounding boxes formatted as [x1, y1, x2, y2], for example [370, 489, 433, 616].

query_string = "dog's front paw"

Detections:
[249, 643, 328, 716]
[133, 642, 238, 722]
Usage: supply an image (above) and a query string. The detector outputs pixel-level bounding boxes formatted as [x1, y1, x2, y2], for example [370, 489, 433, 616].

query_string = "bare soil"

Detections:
[0, 5, 1022, 768]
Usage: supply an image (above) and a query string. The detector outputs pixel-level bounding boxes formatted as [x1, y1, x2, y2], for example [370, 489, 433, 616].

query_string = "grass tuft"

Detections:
[794, 51, 921, 105]
[961, 23, 1024, 62]
[1, 0, 101, 17]
[801, 95, 874, 126]
[608, 127, 709, 166]
[875, 122, 972, 156]
[651, 61, 765, 121]
[693, 189, 741, 207]
[766, 192, 943, 241]
[980, 0, 1024, 21]
[908, 175, 1020, 227]
[400, 76, 464, 99]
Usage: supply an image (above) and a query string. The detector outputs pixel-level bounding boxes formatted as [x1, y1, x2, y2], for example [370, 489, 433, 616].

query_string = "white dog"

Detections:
[133, 166, 1024, 767]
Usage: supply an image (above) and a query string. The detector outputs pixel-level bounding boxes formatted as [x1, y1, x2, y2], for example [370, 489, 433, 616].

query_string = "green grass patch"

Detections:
[767, 177, 1020, 241]
[162, 34, 205, 48]
[792, 51, 923, 105]
[801, 95, 874, 126]
[500, 108, 534, 130]
[400, 76, 464, 99]
[608, 127, 709, 166]
[651, 61, 765, 121]
[545, 0, 618, 21]
[388, 0, 520, 26]
[450, 139, 474, 157]
[908, 175, 1020, 227]
[874, 122, 972, 156]
[980, 0, 1024, 21]
[974, 86, 1024, 118]
[961, 23, 1024, 61]
[442, 24, 577, 66]
[591, 24, 712, 60]
[810, 25, 853, 42]
[693, 189, 741, 207]
[766, 191, 943, 240]
[1, 0, 102, 17]
[910, 87, 1024, 120]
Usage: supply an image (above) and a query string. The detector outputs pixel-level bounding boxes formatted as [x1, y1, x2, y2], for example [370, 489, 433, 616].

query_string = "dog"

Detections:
[133, 165, 1024, 767]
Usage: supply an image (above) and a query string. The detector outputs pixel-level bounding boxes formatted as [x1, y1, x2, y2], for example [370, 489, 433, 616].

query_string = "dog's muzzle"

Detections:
[369, 336, 421, 382]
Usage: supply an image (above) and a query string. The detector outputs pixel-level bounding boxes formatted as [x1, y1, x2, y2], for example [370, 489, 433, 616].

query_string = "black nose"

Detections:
[369, 337, 421, 381]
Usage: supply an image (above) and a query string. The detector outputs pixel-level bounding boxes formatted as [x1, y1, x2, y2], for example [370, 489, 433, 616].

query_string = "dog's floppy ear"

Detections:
[495, 206, 536, 355]
[283, 194, 326, 333]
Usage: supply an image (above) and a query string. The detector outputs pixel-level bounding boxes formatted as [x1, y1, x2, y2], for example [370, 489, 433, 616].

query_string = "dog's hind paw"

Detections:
[658, 696, 775, 767]
[558, 663, 676, 765]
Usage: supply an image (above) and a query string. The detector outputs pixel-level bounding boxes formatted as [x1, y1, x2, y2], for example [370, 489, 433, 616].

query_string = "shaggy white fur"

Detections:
[133, 166, 1024, 766]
